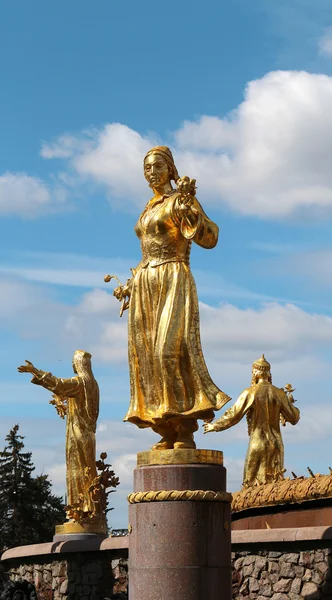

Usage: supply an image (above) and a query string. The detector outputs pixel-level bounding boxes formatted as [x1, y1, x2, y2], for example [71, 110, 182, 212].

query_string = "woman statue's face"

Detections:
[144, 154, 170, 188]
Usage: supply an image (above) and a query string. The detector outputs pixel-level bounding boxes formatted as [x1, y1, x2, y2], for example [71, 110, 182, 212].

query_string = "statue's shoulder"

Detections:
[271, 384, 287, 398]
[238, 387, 252, 401]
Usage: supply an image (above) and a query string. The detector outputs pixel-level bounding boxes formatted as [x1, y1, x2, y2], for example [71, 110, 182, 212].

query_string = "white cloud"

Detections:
[319, 27, 332, 57]
[112, 453, 137, 489]
[42, 124, 156, 207]
[97, 421, 108, 433]
[0, 172, 67, 218]
[47, 463, 66, 491]
[200, 301, 332, 361]
[0, 280, 42, 318]
[40, 70, 332, 220]
[281, 249, 332, 287]
[223, 458, 244, 492]
[41, 134, 86, 159]
[0, 252, 134, 289]
[283, 404, 332, 447]
[175, 71, 332, 218]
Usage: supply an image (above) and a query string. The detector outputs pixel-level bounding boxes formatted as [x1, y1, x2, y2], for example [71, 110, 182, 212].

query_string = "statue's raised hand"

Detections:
[176, 176, 197, 221]
[17, 360, 36, 374]
[203, 422, 216, 434]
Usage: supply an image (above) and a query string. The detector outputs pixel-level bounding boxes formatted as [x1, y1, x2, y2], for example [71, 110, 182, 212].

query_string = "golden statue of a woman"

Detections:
[109, 146, 230, 451]
[203, 355, 300, 486]
[18, 350, 107, 534]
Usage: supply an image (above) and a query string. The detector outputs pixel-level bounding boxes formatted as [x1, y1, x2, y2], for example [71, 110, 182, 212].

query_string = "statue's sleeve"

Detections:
[213, 390, 253, 432]
[31, 371, 80, 396]
[279, 391, 300, 425]
[173, 196, 219, 248]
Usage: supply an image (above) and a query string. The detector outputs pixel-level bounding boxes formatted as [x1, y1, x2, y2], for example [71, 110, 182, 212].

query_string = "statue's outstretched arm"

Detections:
[31, 372, 79, 396]
[204, 390, 252, 433]
[18, 360, 79, 396]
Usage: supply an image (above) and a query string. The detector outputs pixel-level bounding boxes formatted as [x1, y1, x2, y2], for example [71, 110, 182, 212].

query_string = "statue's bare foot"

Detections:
[174, 441, 196, 449]
[174, 432, 196, 450]
[151, 437, 174, 451]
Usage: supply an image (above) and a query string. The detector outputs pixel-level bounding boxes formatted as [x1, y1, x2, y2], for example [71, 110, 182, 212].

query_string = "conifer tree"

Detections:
[0, 425, 65, 551]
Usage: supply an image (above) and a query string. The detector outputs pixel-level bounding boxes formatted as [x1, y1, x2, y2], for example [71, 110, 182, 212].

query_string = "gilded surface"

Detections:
[137, 448, 223, 467]
[128, 489, 232, 503]
[204, 355, 300, 486]
[55, 521, 106, 536]
[232, 472, 332, 512]
[18, 351, 119, 533]
[109, 146, 230, 451]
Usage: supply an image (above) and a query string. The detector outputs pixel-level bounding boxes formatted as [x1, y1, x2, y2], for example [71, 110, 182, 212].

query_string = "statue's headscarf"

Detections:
[144, 146, 180, 183]
[73, 350, 99, 427]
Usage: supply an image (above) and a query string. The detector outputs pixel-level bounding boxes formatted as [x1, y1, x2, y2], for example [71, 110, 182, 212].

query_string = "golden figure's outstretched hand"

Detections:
[17, 360, 37, 374]
[104, 274, 132, 317]
[113, 282, 131, 316]
[203, 422, 217, 434]
[113, 283, 131, 301]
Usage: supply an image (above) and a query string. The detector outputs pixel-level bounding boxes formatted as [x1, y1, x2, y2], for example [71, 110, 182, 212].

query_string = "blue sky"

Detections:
[1, 0, 332, 528]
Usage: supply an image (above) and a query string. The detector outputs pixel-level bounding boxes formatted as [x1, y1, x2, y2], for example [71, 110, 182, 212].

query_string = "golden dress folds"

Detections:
[124, 190, 230, 428]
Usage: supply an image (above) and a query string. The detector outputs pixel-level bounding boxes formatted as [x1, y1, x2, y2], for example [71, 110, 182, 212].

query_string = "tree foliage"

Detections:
[0, 425, 65, 551]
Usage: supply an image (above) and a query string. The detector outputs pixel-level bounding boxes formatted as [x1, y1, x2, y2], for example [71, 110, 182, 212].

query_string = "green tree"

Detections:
[0, 425, 65, 551]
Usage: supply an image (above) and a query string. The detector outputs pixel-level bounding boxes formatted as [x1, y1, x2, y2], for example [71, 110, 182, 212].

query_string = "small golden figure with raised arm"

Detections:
[18, 351, 118, 534]
[107, 146, 230, 451]
[203, 355, 300, 486]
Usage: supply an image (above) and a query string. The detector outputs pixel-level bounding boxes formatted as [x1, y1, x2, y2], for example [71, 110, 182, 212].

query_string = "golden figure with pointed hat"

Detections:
[204, 355, 300, 486]
[108, 146, 230, 451]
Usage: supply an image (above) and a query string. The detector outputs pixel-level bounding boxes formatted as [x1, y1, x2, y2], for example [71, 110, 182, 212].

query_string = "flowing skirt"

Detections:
[66, 414, 97, 512]
[124, 261, 230, 427]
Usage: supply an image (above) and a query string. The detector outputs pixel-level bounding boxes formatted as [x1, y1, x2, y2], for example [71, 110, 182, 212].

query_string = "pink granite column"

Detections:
[128, 460, 231, 600]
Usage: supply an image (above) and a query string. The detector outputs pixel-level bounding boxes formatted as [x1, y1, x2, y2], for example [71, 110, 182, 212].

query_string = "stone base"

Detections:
[137, 447, 223, 467]
[129, 452, 231, 600]
[53, 532, 107, 543]
[55, 521, 106, 537]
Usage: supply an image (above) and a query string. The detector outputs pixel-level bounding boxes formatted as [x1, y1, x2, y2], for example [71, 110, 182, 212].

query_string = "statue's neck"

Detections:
[151, 182, 174, 197]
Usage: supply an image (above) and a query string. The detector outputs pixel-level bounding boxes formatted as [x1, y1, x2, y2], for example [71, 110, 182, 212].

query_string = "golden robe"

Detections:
[124, 191, 230, 428]
[214, 382, 300, 485]
[31, 371, 99, 511]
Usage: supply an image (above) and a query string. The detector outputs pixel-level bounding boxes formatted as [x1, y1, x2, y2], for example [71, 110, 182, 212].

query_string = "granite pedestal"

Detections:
[128, 449, 232, 600]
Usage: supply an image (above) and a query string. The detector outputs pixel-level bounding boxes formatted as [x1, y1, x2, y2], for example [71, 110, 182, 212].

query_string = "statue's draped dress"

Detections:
[124, 190, 230, 428]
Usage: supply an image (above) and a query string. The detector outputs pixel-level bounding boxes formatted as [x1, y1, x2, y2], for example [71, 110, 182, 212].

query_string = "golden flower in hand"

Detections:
[176, 176, 196, 198]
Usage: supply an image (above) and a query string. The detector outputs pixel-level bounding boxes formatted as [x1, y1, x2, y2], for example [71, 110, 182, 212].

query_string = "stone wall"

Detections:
[232, 549, 332, 600]
[3, 526, 332, 599]
[231, 527, 332, 600]
[7, 552, 117, 600]
[1, 537, 128, 600]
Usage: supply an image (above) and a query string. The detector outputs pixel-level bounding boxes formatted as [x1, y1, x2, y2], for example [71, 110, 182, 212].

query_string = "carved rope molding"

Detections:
[127, 489, 232, 503]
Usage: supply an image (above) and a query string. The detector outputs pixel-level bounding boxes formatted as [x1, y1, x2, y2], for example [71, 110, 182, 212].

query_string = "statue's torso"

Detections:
[247, 383, 285, 433]
[135, 193, 191, 267]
